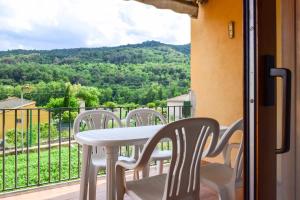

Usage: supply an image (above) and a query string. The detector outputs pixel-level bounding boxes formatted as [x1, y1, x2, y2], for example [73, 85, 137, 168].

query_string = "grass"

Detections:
[0, 145, 84, 191]
[0, 141, 171, 192]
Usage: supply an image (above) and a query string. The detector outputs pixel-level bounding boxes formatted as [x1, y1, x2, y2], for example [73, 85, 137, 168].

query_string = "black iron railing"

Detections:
[0, 105, 192, 192]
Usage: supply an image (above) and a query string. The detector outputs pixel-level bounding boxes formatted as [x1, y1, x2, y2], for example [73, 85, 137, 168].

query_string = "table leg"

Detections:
[79, 145, 92, 200]
[106, 146, 119, 200]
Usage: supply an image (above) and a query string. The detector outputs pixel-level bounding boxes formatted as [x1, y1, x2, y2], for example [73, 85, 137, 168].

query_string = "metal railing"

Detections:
[0, 105, 192, 192]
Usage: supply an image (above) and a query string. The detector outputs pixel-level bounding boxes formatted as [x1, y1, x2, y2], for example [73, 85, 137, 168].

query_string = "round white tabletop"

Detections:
[75, 124, 228, 147]
[75, 125, 164, 146]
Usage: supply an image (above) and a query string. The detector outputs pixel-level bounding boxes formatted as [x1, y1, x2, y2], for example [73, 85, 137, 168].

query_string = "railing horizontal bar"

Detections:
[0, 105, 192, 111]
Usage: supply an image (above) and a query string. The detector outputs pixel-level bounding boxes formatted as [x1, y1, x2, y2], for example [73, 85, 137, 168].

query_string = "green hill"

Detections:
[0, 41, 190, 106]
[0, 41, 190, 65]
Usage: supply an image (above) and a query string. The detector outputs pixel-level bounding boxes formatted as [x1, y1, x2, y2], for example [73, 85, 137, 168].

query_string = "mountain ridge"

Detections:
[0, 41, 190, 65]
[0, 41, 190, 55]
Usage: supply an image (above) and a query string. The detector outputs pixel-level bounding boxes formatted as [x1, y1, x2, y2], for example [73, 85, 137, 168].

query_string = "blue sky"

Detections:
[0, 0, 191, 50]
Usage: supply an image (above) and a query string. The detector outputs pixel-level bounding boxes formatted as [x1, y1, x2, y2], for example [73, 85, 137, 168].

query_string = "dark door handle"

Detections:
[270, 68, 291, 154]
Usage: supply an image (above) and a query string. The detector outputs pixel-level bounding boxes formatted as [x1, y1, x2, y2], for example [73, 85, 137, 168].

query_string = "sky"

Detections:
[0, 0, 191, 50]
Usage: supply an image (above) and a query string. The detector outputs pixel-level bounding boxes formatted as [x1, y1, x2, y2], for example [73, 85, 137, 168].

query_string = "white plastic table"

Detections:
[75, 125, 228, 200]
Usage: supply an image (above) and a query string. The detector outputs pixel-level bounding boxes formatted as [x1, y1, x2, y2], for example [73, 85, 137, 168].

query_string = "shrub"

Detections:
[61, 111, 78, 123]
[5, 123, 61, 147]
[103, 101, 117, 109]
[147, 102, 156, 108]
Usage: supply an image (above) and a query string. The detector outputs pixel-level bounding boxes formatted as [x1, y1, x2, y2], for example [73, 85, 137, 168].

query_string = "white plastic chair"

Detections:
[116, 118, 220, 200]
[73, 110, 136, 200]
[126, 108, 171, 176]
[200, 119, 243, 200]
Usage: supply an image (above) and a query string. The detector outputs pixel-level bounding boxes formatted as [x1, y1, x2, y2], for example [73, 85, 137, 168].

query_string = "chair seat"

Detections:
[151, 150, 172, 161]
[91, 156, 136, 168]
[126, 174, 167, 200]
[200, 163, 234, 187]
[126, 173, 219, 200]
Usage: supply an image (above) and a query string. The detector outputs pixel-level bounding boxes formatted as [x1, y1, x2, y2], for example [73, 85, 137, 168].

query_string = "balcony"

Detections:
[2, 164, 241, 200]
[0, 106, 192, 197]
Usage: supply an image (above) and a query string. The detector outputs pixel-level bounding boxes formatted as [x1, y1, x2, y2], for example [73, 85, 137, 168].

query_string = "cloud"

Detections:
[0, 0, 190, 50]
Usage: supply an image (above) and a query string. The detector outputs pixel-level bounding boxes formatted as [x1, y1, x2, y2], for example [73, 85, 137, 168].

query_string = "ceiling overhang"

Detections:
[134, 0, 200, 18]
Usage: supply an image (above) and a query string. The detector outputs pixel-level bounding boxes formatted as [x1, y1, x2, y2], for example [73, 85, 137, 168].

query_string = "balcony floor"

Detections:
[1, 166, 242, 200]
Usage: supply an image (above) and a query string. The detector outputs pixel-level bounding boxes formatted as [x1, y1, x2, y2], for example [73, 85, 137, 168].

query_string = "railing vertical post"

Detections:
[68, 108, 71, 179]
[26, 109, 29, 187]
[48, 110, 51, 183]
[173, 106, 176, 122]
[119, 107, 122, 156]
[77, 107, 80, 178]
[58, 111, 62, 181]
[37, 109, 40, 185]
[29, 110, 32, 147]
[125, 107, 129, 157]
[111, 108, 114, 128]
[2, 110, 5, 191]
[14, 110, 17, 189]
[179, 106, 182, 119]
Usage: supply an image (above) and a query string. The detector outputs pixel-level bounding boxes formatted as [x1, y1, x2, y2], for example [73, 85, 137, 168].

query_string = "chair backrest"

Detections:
[73, 110, 122, 157]
[125, 108, 167, 127]
[73, 110, 122, 134]
[207, 118, 243, 183]
[126, 108, 167, 159]
[136, 118, 220, 200]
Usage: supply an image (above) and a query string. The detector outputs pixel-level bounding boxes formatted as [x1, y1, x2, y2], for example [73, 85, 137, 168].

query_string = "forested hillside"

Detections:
[0, 41, 190, 107]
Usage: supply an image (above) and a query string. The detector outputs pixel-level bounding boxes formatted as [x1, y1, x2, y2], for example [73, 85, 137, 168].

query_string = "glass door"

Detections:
[244, 0, 294, 199]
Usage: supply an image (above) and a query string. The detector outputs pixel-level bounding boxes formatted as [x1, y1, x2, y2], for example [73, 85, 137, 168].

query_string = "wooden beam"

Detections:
[134, 0, 199, 18]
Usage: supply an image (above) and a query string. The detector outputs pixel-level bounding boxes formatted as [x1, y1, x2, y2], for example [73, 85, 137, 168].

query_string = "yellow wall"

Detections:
[191, 0, 243, 126]
[0, 104, 49, 138]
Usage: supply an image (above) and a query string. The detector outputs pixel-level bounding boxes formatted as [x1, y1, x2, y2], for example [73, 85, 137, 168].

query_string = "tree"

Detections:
[63, 84, 71, 107]
[45, 96, 78, 109]
[76, 86, 100, 107]
[0, 41, 191, 106]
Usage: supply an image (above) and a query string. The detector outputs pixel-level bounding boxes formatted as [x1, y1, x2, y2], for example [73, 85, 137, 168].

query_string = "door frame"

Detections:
[278, 0, 296, 200]
[244, 0, 297, 199]
[243, 0, 255, 199]
[296, 0, 300, 199]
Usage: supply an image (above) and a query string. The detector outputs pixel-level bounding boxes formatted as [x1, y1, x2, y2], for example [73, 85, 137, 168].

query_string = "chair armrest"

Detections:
[116, 156, 148, 172]
[117, 136, 163, 172]
[116, 160, 138, 171]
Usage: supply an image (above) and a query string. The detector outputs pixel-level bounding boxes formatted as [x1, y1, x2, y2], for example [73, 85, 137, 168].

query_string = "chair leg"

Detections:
[157, 160, 164, 175]
[133, 170, 140, 180]
[116, 166, 126, 200]
[227, 186, 236, 200]
[79, 145, 91, 200]
[88, 165, 99, 200]
[218, 188, 230, 200]
[142, 163, 150, 178]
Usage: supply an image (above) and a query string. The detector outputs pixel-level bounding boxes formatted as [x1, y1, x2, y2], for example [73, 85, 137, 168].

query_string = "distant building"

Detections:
[0, 97, 49, 138]
[167, 93, 192, 120]
[167, 94, 191, 107]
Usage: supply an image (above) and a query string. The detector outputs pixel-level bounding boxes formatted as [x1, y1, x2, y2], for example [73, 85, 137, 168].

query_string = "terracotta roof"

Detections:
[0, 97, 35, 109]
[167, 94, 190, 102]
